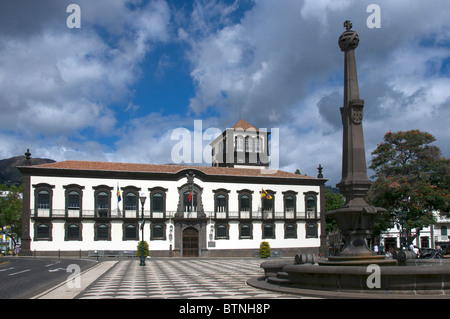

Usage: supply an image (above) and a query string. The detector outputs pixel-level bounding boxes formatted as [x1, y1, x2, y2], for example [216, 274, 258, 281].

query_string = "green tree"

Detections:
[368, 130, 449, 245]
[324, 187, 345, 233]
[0, 184, 23, 237]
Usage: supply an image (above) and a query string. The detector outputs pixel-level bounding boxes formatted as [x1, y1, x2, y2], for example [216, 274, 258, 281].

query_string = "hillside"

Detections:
[0, 155, 55, 185]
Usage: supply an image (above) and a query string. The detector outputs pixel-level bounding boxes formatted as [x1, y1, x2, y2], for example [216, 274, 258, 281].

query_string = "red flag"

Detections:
[188, 185, 193, 202]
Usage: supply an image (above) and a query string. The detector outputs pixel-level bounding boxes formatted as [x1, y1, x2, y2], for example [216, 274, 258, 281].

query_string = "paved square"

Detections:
[76, 258, 304, 299]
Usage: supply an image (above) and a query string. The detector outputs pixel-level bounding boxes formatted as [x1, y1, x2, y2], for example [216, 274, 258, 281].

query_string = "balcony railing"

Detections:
[30, 209, 320, 220]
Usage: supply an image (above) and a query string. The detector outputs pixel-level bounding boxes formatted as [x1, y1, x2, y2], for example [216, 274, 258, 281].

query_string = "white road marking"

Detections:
[9, 269, 31, 276]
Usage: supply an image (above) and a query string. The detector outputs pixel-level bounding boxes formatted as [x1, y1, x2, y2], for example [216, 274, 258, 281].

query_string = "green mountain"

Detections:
[0, 155, 55, 185]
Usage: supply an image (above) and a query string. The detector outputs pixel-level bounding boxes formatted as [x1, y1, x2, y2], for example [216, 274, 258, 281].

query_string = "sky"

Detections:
[0, 0, 449, 187]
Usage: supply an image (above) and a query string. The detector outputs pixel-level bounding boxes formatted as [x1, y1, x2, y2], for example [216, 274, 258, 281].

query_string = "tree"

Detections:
[368, 129, 449, 245]
[324, 187, 345, 233]
[0, 184, 22, 238]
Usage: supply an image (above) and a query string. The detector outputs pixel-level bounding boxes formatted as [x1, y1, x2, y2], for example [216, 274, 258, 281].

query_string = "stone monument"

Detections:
[322, 20, 392, 265]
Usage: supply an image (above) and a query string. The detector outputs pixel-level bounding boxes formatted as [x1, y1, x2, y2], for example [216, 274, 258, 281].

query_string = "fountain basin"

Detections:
[254, 259, 450, 298]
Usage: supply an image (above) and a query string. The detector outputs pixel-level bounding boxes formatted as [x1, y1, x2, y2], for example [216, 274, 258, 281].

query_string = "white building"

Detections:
[379, 212, 450, 251]
[19, 120, 327, 257]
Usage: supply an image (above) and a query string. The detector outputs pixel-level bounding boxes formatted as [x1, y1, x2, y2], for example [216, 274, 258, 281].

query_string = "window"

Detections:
[240, 195, 250, 212]
[33, 183, 55, 216]
[123, 224, 138, 240]
[37, 190, 50, 209]
[215, 224, 228, 239]
[255, 137, 262, 153]
[239, 223, 252, 239]
[64, 184, 84, 217]
[236, 136, 244, 152]
[36, 223, 51, 240]
[151, 224, 165, 240]
[95, 224, 110, 241]
[304, 192, 318, 219]
[245, 136, 253, 152]
[285, 223, 297, 239]
[213, 189, 229, 216]
[306, 197, 316, 218]
[125, 192, 137, 211]
[238, 189, 253, 218]
[285, 196, 295, 213]
[152, 193, 164, 212]
[67, 191, 80, 209]
[93, 186, 113, 218]
[262, 191, 274, 218]
[442, 226, 448, 236]
[306, 223, 318, 238]
[66, 224, 81, 241]
[216, 195, 227, 213]
[263, 223, 275, 239]
[183, 191, 197, 212]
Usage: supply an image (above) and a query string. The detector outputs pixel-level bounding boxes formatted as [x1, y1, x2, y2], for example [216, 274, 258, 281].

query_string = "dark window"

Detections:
[67, 224, 80, 240]
[37, 191, 50, 209]
[125, 193, 137, 211]
[97, 192, 109, 217]
[240, 195, 250, 212]
[215, 194, 227, 213]
[96, 224, 109, 240]
[183, 191, 197, 212]
[306, 223, 318, 238]
[36, 224, 50, 239]
[306, 196, 316, 219]
[285, 223, 297, 239]
[240, 223, 252, 239]
[124, 224, 138, 240]
[263, 224, 275, 239]
[216, 224, 228, 239]
[151, 224, 164, 240]
[68, 191, 80, 209]
[285, 196, 295, 214]
[152, 193, 164, 212]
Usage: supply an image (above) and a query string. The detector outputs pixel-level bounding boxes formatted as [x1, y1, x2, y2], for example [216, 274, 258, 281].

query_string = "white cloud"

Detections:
[1, 0, 449, 189]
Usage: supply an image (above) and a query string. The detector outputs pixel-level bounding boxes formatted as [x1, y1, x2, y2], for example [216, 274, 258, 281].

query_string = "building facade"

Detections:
[19, 120, 327, 257]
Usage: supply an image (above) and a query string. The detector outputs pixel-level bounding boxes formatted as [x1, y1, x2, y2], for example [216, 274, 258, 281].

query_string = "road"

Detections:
[0, 257, 98, 299]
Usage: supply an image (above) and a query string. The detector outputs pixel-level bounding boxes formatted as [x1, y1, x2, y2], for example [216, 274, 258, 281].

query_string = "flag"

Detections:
[261, 189, 272, 200]
[117, 185, 121, 202]
[188, 184, 193, 202]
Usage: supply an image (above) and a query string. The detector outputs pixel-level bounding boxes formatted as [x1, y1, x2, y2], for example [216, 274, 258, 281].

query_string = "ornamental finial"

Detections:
[343, 20, 352, 31]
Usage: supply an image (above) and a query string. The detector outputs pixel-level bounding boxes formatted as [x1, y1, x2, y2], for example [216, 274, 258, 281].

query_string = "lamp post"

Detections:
[139, 193, 147, 266]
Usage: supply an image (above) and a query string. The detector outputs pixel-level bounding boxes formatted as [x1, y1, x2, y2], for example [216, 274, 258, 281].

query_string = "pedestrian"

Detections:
[373, 244, 379, 255]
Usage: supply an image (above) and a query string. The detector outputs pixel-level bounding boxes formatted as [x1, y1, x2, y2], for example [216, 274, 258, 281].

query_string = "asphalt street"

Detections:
[0, 257, 98, 299]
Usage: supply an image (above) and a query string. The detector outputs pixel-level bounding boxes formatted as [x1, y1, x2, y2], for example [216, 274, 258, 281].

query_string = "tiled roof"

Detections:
[232, 119, 258, 131]
[26, 160, 316, 180]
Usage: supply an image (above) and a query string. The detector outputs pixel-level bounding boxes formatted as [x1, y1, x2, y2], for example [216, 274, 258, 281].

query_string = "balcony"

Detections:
[31, 209, 320, 220]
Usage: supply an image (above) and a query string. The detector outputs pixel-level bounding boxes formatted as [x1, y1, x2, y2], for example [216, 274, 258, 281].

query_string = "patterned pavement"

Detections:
[75, 258, 305, 299]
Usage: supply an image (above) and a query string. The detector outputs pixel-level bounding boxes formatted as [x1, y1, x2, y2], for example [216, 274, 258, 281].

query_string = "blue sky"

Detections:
[0, 0, 449, 187]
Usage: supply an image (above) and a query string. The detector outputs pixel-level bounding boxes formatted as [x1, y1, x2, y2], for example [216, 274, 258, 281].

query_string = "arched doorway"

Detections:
[183, 227, 199, 257]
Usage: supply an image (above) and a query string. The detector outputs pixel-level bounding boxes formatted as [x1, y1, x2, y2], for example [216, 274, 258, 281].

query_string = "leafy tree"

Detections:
[0, 184, 22, 237]
[324, 187, 345, 232]
[367, 130, 449, 245]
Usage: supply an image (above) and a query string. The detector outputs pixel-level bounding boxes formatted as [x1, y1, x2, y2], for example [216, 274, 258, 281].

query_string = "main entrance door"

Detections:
[183, 227, 199, 257]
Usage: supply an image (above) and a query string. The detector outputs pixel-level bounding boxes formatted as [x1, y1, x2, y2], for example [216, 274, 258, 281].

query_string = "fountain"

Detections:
[248, 21, 450, 298]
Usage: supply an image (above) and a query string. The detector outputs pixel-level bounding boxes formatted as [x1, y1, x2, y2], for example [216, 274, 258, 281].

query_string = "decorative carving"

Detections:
[349, 99, 364, 124]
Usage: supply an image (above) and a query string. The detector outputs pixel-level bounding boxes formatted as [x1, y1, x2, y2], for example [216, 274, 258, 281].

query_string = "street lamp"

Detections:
[139, 193, 147, 266]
